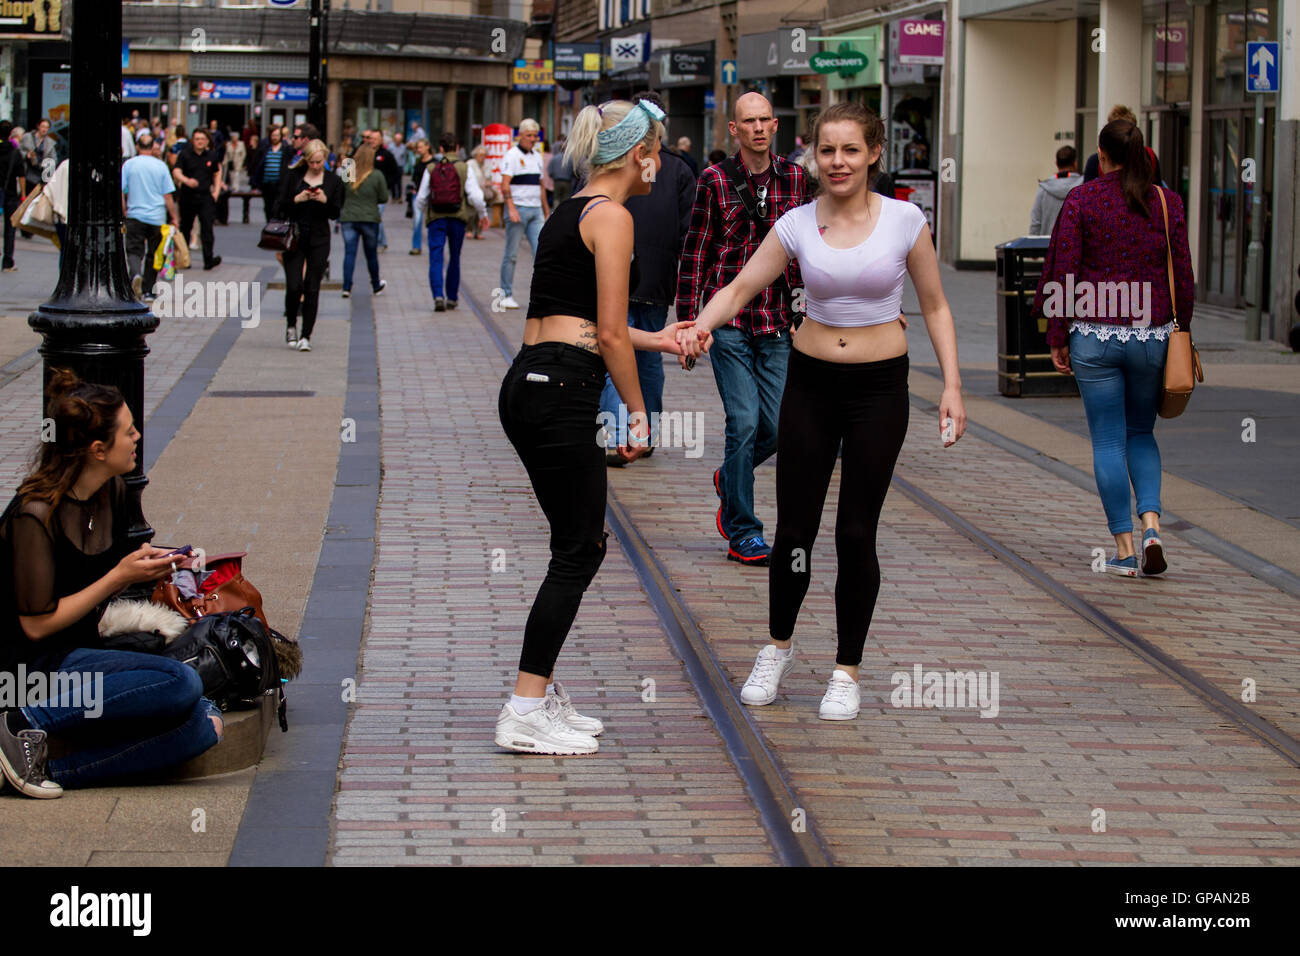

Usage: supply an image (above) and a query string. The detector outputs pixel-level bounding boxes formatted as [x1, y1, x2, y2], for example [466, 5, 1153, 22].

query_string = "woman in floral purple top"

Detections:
[1031, 120, 1194, 578]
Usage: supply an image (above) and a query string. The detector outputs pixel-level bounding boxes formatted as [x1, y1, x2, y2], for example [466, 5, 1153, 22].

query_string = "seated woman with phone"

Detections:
[0, 369, 222, 799]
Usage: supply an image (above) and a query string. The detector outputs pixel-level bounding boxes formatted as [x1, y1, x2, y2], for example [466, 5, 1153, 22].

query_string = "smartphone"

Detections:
[160, 545, 193, 558]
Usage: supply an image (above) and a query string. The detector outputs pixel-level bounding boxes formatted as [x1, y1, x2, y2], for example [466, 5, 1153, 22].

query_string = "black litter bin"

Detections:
[995, 236, 1079, 397]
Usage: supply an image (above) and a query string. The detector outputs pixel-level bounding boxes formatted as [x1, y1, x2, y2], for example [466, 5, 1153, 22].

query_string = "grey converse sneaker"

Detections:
[548, 681, 604, 736]
[0, 716, 63, 798]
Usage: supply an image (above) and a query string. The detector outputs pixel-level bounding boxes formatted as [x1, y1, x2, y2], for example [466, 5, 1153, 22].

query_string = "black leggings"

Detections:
[283, 233, 330, 338]
[769, 348, 910, 666]
[498, 343, 609, 678]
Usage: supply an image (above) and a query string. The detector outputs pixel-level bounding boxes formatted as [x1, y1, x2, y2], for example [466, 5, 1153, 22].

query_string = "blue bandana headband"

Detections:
[593, 100, 666, 165]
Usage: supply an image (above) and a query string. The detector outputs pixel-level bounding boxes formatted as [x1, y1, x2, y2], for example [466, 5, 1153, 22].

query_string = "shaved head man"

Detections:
[730, 92, 777, 159]
[676, 90, 812, 565]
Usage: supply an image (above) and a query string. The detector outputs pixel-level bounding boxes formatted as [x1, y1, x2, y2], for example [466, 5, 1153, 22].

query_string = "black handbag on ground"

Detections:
[258, 219, 297, 253]
[161, 607, 287, 729]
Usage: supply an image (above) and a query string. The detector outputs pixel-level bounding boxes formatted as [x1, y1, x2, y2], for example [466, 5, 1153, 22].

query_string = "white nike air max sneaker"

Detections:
[495, 695, 598, 755]
[740, 644, 796, 705]
[818, 670, 861, 720]
[548, 681, 604, 736]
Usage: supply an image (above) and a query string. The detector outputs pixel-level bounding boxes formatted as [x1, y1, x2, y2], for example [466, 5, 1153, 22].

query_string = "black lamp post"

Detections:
[308, 0, 327, 133]
[28, 0, 158, 548]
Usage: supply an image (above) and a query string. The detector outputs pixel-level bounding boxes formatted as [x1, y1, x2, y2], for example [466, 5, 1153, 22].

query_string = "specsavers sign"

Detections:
[824, 27, 883, 91]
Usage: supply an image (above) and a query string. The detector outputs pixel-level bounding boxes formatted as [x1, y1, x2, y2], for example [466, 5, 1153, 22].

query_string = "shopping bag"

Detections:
[174, 230, 192, 269]
[154, 225, 177, 281]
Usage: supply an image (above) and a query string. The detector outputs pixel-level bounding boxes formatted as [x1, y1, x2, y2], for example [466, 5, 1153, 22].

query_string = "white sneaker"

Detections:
[499, 295, 520, 309]
[740, 644, 796, 705]
[548, 681, 604, 736]
[818, 670, 860, 720]
[297, 336, 311, 352]
[494, 696, 598, 755]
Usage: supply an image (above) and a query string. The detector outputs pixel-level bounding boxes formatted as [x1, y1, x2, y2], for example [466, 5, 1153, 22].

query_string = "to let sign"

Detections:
[897, 20, 944, 65]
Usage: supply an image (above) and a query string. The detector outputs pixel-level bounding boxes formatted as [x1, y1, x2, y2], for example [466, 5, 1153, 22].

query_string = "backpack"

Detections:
[428, 159, 462, 213]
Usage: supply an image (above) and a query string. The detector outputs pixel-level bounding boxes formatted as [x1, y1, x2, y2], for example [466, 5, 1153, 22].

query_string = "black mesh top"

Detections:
[526, 195, 640, 322]
[0, 476, 132, 674]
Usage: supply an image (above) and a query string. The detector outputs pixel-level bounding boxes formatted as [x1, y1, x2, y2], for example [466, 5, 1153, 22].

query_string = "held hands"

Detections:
[672, 321, 714, 369]
[114, 544, 180, 587]
[1051, 345, 1072, 375]
[940, 387, 967, 448]
[616, 413, 651, 463]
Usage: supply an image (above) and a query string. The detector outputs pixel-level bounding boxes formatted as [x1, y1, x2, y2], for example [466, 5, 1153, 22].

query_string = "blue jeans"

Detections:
[1070, 328, 1167, 534]
[341, 221, 382, 292]
[20, 648, 219, 789]
[599, 302, 669, 446]
[710, 325, 791, 541]
[412, 208, 424, 250]
[499, 204, 544, 297]
[377, 203, 387, 247]
[427, 216, 467, 301]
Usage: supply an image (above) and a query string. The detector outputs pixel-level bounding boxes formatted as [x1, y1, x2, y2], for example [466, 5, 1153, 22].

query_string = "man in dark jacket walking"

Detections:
[598, 91, 697, 466]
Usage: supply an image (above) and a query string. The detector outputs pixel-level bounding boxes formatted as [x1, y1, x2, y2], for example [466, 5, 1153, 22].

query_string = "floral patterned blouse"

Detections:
[1031, 171, 1195, 348]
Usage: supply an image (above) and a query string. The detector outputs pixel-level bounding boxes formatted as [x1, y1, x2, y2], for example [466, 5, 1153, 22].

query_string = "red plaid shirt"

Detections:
[676, 151, 812, 335]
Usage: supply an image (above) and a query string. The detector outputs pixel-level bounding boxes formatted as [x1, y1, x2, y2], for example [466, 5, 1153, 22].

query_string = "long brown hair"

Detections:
[1099, 119, 1155, 216]
[811, 101, 887, 189]
[16, 368, 125, 527]
[350, 144, 376, 190]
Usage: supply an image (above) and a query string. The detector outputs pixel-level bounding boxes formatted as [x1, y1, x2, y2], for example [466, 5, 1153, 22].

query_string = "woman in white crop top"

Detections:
[682, 102, 966, 721]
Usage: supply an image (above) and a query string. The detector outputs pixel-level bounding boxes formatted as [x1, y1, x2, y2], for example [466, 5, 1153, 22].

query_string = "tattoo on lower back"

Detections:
[577, 320, 599, 353]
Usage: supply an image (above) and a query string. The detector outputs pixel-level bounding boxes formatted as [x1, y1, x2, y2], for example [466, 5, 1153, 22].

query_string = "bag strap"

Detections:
[1156, 186, 1178, 332]
[722, 156, 765, 234]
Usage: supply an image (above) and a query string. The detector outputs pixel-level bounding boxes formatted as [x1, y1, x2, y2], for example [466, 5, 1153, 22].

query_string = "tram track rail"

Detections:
[466, 287, 1300, 867]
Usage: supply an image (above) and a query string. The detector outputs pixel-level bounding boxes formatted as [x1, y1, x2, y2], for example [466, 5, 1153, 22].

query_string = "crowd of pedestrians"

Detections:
[0, 96, 1196, 786]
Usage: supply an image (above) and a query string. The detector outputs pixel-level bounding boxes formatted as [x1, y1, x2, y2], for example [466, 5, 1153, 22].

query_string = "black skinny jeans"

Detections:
[769, 348, 910, 666]
[178, 192, 216, 267]
[498, 343, 610, 678]
[283, 232, 330, 338]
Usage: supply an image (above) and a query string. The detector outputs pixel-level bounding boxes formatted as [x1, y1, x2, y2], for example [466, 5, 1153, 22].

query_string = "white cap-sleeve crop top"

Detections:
[773, 196, 928, 328]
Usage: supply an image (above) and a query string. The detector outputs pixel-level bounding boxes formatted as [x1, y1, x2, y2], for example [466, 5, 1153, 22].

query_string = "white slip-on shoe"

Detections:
[494, 696, 598, 755]
[499, 295, 520, 309]
[818, 670, 860, 721]
[297, 336, 311, 352]
[740, 644, 796, 705]
[548, 681, 604, 736]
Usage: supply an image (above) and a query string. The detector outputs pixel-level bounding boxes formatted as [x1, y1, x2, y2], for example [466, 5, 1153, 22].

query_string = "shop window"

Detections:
[1213, 1, 1278, 104]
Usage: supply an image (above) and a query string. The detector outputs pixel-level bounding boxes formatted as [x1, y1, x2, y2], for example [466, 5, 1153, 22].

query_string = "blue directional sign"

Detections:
[721, 59, 738, 85]
[704, 90, 716, 111]
[1246, 41, 1279, 93]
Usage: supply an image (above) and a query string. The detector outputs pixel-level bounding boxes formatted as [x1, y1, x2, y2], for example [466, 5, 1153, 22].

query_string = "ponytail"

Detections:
[15, 368, 126, 525]
[1098, 119, 1154, 216]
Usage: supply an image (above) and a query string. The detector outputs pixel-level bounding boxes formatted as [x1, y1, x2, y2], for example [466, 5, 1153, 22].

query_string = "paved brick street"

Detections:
[1, 202, 1297, 866]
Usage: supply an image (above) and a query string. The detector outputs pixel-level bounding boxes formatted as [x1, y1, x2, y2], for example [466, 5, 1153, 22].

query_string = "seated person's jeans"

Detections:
[20, 648, 219, 789]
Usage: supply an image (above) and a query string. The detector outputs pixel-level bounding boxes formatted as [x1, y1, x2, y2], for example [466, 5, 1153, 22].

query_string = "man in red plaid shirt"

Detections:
[677, 92, 812, 566]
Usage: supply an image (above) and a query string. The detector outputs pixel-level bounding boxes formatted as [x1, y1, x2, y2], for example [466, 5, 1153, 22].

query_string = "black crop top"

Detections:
[526, 195, 640, 322]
